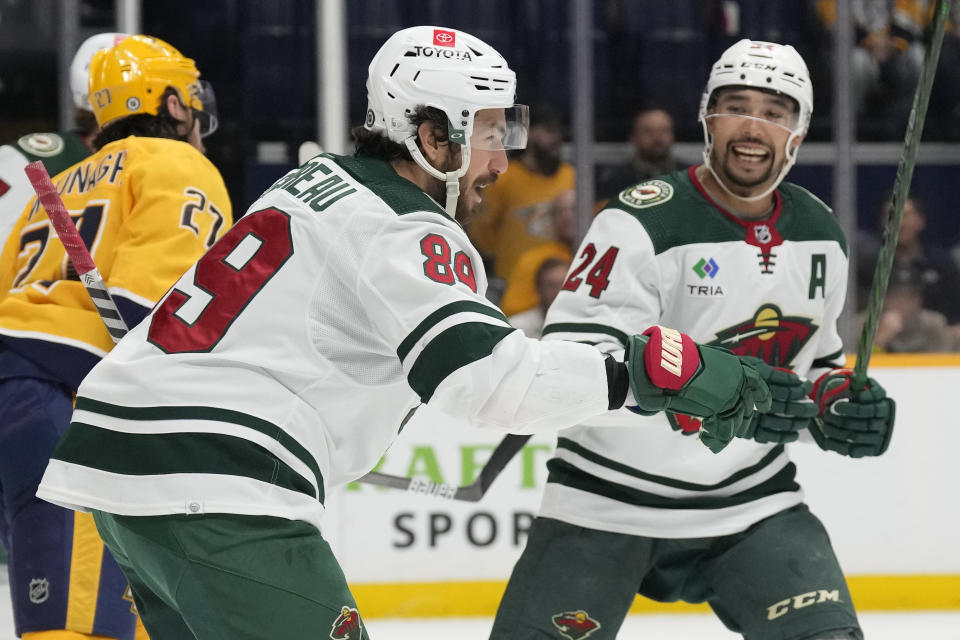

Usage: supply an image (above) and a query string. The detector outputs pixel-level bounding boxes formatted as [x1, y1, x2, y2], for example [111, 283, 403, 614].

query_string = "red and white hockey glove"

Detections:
[809, 369, 896, 457]
[627, 326, 772, 454]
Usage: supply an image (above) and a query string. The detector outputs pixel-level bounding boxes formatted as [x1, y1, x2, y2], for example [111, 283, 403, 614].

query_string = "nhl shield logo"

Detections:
[753, 223, 772, 244]
[618, 179, 674, 209]
[330, 606, 362, 639]
[29, 578, 50, 604]
[551, 609, 601, 639]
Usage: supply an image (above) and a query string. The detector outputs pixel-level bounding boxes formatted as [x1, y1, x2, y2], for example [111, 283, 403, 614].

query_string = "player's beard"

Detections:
[423, 152, 462, 213]
[456, 171, 498, 224]
[424, 151, 497, 224]
[713, 139, 783, 191]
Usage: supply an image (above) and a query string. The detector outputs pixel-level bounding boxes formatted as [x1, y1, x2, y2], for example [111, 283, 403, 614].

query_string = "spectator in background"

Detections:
[865, 266, 956, 352]
[813, 0, 920, 139]
[507, 256, 572, 338]
[890, 0, 960, 139]
[499, 188, 577, 316]
[858, 193, 960, 327]
[468, 105, 575, 292]
[595, 108, 684, 201]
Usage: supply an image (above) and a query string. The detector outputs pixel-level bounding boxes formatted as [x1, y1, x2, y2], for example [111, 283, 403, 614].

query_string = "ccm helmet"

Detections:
[365, 26, 528, 215]
[70, 33, 129, 109]
[88, 35, 217, 137]
[698, 39, 813, 201]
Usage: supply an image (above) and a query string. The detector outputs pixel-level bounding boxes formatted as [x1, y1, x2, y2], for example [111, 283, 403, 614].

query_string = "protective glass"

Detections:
[193, 80, 218, 138]
[465, 105, 529, 151]
[705, 89, 800, 134]
[702, 113, 796, 137]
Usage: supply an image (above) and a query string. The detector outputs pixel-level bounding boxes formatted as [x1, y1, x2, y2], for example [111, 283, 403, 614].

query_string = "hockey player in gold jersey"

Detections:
[0, 35, 230, 640]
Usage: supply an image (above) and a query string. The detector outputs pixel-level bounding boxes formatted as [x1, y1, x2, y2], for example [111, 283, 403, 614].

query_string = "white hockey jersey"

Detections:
[537, 167, 848, 538]
[37, 153, 612, 530]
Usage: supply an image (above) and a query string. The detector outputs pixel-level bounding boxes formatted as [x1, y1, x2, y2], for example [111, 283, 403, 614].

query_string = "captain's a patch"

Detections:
[618, 179, 674, 209]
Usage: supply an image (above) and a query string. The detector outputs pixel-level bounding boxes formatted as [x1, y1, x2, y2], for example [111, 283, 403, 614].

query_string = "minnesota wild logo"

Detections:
[708, 304, 817, 367]
[668, 304, 817, 435]
[618, 179, 674, 209]
[551, 609, 601, 639]
[330, 606, 362, 639]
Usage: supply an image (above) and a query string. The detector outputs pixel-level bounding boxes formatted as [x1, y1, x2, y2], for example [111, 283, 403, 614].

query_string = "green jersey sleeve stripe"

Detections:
[53, 423, 320, 501]
[397, 300, 509, 362]
[541, 322, 629, 346]
[547, 457, 799, 509]
[408, 322, 516, 402]
[73, 397, 323, 498]
[556, 437, 785, 491]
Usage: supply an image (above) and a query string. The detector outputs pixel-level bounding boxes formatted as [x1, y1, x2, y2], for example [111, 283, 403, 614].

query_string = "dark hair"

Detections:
[877, 190, 925, 227]
[92, 87, 188, 150]
[352, 105, 452, 162]
[72, 107, 99, 137]
[530, 103, 563, 132]
[535, 256, 571, 288]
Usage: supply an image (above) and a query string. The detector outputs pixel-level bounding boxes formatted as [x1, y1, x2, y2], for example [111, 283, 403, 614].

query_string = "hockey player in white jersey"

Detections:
[491, 40, 896, 640]
[35, 27, 770, 639]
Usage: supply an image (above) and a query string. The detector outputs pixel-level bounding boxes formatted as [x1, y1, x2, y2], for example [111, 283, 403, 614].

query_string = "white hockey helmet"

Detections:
[698, 39, 813, 201]
[364, 26, 528, 215]
[70, 32, 130, 109]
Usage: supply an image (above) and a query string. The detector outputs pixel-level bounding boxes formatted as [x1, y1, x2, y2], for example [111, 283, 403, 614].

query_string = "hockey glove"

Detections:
[627, 327, 772, 454]
[809, 369, 896, 457]
[739, 357, 818, 444]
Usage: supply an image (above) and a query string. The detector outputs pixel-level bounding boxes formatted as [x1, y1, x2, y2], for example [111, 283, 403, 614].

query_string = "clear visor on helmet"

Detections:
[192, 80, 218, 138]
[704, 88, 800, 134]
[465, 104, 529, 151]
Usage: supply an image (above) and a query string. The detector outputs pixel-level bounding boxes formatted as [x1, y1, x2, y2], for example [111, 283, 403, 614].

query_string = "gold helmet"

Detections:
[88, 34, 217, 136]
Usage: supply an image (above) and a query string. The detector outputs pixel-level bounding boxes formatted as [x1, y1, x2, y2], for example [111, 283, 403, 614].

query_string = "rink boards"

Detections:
[324, 354, 960, 617]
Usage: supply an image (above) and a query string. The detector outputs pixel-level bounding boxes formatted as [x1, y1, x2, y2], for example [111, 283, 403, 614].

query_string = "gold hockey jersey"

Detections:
[0, 135, 231, 388]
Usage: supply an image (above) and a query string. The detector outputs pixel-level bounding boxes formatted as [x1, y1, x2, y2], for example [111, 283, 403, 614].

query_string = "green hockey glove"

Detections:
[627, 327, 772, 454]
[809, 369, 896, 457]
[739, 356, 818, 444]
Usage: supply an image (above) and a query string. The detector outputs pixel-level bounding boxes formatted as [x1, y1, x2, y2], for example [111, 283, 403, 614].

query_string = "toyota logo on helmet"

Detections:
[433, 29, 455, 46]
[363, 26, 529, 215]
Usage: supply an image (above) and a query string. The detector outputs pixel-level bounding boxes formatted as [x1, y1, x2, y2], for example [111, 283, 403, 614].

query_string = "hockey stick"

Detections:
[24, 161, 129, 343]
[26, 159, 529, 502]
[852, 0, 953, 388]
[358, 433, 532, 501]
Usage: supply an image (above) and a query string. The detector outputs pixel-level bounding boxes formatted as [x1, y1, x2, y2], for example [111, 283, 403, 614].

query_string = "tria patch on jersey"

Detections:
[17, 132, 64, 158]
[687, 256, 724, 296]
[618, 179, 674, 209]
[708, 303, 817, 367]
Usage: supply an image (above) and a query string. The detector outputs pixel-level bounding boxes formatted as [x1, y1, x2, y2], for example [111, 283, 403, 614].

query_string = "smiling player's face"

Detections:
[705, 88, 801, 198]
